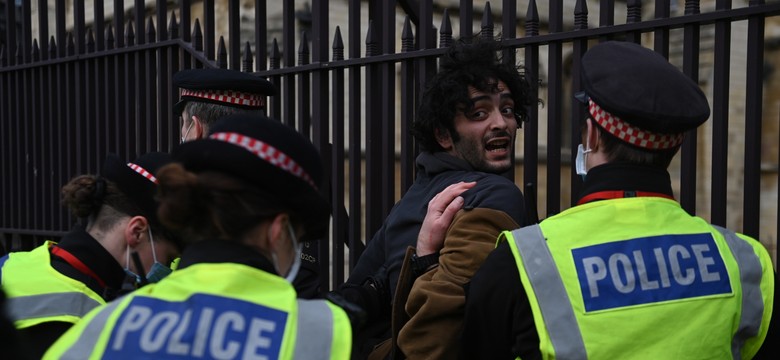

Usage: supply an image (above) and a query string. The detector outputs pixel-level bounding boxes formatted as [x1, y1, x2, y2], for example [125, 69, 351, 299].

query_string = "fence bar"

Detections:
[626, 0, 642, 43]
[95, 1, 105, 50]
[37, 1, 49, 59]
[24, 67, 33, 231]
[380, 0, 397, 220]
[4, 0, 17, 65]
[134, 0, 144, 45]
[570, 0, 588, 206]
[114, 0, 125, 48]
[460, 0, 473, 39]
[21, 0, 31, 63]
[255, 1, 267, 72]
[143, 19, 156, 153]
[269, 39, 281, 120]
[54, 41, 66, 231]
[600, 0, 615, 28]
[228, 0, 240, 70]
[312, 0, 332, 287]
[84, 31, 96, 175]
[282, 0, 295, 128]
[654, 0, 670, 57]
[524, 0, 540, 224]
[546, 0, 563, 216]
[365, 21, 382, 236]
[502, 0, 517, 67]
[400, 17, 416, 194]
[180, 0, 192, 67]
[166, 16, 180, 151]
[125, 23, 137, 160]
[43, 45, 55, 231]
[710, 0, 732, 226]
[296, 33, 311, 139]
[204, 0, 214, 60]
[0, 51, 6, 231]
[156, 0, 167, 42]
[680, 1, 702, 215]
[331, 27, 346, 286]
[348, 0, 364, 261]
[743, 0, 765, 238]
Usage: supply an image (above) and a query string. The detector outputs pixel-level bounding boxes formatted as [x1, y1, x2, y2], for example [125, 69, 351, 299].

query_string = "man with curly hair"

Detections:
[342, 37, 535, 359]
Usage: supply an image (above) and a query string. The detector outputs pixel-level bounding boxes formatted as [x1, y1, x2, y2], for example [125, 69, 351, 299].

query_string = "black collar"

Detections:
[577, 163, 675, 205]
[52, 225, 127, 298]
[176, 240, 278, 274]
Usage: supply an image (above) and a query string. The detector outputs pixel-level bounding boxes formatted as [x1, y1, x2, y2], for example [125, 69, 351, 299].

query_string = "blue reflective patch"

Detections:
[573, 233, 732, 312]
[0, 254, 9, 280]
[104, 294, 288, 359]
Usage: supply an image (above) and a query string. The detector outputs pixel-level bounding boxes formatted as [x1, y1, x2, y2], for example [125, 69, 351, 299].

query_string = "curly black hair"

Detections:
[412, 37, 534, 152]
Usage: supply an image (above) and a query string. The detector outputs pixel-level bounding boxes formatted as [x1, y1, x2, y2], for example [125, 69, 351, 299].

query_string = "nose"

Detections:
[488, 109, 510, 131]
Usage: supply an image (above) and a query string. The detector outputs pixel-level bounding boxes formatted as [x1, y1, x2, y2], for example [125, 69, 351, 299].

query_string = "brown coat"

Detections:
[373, 207, 519, 359]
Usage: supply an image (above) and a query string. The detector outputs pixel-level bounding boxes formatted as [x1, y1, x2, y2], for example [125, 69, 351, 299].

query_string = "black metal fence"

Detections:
[2, 0, 779, 290]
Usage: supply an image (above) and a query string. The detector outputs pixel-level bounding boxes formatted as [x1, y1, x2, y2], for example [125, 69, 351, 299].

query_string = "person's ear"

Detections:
[191, 115, 204, 139]
[435, 128, 453, 151]
[587, 119, 601, 152]
[266, 213, 289, 253]
[124, 216, 149, 249]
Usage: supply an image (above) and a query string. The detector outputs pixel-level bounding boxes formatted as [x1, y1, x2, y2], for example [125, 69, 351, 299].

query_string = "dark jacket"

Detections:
[346, 151, 526, 358]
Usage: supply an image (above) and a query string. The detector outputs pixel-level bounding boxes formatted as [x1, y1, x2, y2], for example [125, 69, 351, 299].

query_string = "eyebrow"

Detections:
[469, 92, 514, 103]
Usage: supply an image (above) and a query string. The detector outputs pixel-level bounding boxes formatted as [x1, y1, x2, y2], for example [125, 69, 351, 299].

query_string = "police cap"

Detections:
[102, 152, 182, 249]
[579, 41, 710, 150]
[172, 114, 330, 240]
[172, 68, 276, 115]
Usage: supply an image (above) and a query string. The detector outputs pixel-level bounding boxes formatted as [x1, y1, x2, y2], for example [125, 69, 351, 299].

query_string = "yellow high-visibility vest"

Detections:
[1, 241, 105, 328]
[503, 197, 774, 360]
[44, 261, 352, 360]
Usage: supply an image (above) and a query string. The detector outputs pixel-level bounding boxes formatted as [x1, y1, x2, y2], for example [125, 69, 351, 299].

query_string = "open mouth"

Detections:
[486, 139, 510, 152]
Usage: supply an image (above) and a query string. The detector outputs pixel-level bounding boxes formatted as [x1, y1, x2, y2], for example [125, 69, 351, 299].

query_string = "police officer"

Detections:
[44, 114, 352, 359]
[0, 152, 181, 358]
[444, 41, 775, 359]
[174, 68, 324, 300]
[174, 68, 275, 143]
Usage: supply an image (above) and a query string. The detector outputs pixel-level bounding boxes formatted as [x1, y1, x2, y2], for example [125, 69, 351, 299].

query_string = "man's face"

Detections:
[442, 81, 517, 173]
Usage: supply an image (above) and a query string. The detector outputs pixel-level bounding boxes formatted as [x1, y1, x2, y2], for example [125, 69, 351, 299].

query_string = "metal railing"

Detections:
[2, 0, 779, 290]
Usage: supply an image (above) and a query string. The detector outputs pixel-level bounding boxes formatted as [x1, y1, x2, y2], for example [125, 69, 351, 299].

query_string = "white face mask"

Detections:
[271, 223, 303, 283]
[575, 133, 592, 179]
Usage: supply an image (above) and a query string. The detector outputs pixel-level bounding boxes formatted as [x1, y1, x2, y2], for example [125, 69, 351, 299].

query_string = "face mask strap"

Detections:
[286, 222, 299, 251]
[181, 118, 194, 143]
[148, 228, 159, 264]
[583, 124, 593, 154]
[284, 222, 303, 283]
[125, 242, 131, 271]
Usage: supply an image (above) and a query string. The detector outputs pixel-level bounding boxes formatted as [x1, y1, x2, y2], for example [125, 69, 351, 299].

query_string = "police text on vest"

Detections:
[107, 294, 288, 359]
[573, 233, 732, 312]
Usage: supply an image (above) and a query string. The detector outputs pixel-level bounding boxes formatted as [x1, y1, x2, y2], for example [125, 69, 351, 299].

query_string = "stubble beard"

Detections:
[453, 135, 513, 174]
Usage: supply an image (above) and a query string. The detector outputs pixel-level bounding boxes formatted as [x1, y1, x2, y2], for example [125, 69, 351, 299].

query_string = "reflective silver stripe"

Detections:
[60, 298, 124, 359]
[7, 292, 101, 323]
[295, 299, 334, 359]
[511, 225, 587, 360]
[713, 226, 765, 360]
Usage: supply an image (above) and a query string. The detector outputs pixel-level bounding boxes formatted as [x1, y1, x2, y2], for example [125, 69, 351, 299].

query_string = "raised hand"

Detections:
[416, 181, 477, 256]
